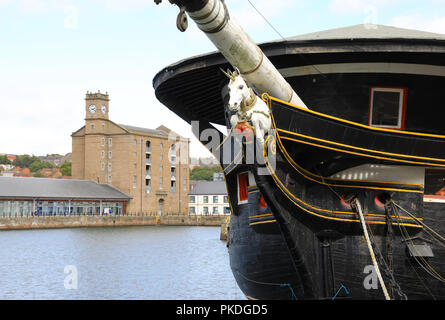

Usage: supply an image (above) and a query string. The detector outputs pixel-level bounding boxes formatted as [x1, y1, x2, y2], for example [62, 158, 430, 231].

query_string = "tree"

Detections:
[33, 172, 44, 178]
[0, 155, 11, 165]
[60, 162, 72, 176]
[190, 165, 222, 181]
[29, 160, 54, 172]
[13, 155, 40, 168]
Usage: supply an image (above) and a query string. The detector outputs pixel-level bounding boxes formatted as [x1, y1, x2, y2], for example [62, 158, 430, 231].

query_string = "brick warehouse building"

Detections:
[71, 91, 190, 215]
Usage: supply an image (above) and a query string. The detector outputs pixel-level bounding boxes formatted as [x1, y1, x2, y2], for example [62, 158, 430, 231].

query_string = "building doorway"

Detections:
[158, 199, 164, 216]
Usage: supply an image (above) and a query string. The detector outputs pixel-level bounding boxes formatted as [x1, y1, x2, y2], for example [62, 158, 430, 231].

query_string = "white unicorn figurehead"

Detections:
[220, 67, 256, 113]
[220, 67, 272, 146]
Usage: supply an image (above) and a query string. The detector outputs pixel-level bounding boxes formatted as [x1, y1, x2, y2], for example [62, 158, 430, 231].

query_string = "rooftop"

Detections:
[119, 124, 168, 136]
[0, 177, 131, 200]
[189, 181, 227, 196]
[284, 24, 445, 42]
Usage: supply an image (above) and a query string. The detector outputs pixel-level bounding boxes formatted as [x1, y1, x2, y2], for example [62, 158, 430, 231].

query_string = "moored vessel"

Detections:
[153, 0, 445, 299]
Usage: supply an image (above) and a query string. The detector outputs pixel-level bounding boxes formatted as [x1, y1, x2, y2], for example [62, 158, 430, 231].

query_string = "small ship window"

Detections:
[369, 87, 407, 130]
[238, 172, 249, 205]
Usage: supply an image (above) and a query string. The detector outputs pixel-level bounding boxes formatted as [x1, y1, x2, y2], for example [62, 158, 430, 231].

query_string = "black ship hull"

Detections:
[200, 92, 445, 300]
[219, 96, 445, 299]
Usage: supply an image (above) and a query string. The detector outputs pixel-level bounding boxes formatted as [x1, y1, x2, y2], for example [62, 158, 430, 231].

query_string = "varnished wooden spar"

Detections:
[263, 94, 445, 176]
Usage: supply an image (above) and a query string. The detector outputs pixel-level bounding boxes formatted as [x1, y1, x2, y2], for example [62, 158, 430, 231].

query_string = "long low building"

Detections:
[0, 176, 130, 217]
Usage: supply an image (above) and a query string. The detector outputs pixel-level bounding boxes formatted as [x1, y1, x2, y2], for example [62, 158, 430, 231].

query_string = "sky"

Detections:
[1, 0, 445, 158]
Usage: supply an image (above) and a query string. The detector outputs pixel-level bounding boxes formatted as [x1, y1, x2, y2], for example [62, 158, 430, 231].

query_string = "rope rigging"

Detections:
[391, 200, 445, 284]
[392, 201, 445, 247]
[350, 197, 391, 300]
[320, 165, 445, 299]
[246, 0, 329, 79]
[366, 202, 407, 300]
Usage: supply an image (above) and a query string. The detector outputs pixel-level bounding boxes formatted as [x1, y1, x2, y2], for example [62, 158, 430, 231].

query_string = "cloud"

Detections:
[390, 14, 445, 34]
[329, 0, 400, 14]
[93, 0, 152, 11]
[227, 0, 302, 30]
[182, 0, 303, 50]
[0, 0, 153, 13]
[0, 0, 77, 13]
[19, 0, 46, 11]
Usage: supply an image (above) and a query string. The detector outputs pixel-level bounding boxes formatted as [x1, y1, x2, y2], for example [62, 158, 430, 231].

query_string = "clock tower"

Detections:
[85, 90, 109, 120]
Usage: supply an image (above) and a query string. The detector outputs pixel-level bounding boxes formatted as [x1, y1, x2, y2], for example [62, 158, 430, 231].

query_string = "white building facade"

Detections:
[188, 181, 230, 215]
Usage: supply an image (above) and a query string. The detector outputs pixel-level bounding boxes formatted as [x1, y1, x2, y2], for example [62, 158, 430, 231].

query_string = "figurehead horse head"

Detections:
[220, 67, 271, 145]
[220, 67, 256, 113]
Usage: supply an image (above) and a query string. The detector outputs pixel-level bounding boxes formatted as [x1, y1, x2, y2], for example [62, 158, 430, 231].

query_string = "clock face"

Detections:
[101, 105, 107, 114]
[88, 104, 97, 114]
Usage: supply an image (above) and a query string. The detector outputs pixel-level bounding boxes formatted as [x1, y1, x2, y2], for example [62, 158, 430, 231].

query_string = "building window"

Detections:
[134, 152, 137, 158]
[189, 206, 196, 214]
[101, 137, 105, 146]
[101, 150, 105, 158]
[108, 151, 112, 159]
[369, 87, 407, 130]
[101, 162, 105, 171]
[189, 196, 195, 203]
[108, 163, 112, 172]
[146, 140, 151, 153]
[224, 207, 231, 214]
[133, 139, 137, 145]
[108, 175, 112, 183]
[133, 163, 137, 169]
[91, 124, 94, 131]
[212, 207, 219, 214]
[170, 145, 176, 163]
[160, 177, 163, 189]
[102, 124, 105, 131]
[213, 196, 218, 203]
[146, 179, 151, 194]
[108, 138, 112, 146]
[223, 196, 228, 203]
[203, 207, 209, 215]
[132, 175, 137, 189]
[203, 196, 209, 204]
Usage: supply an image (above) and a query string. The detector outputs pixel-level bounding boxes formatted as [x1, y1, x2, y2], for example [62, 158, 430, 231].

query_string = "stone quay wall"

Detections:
[0, 215, 228, 231]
